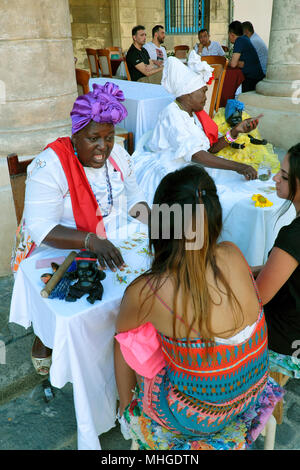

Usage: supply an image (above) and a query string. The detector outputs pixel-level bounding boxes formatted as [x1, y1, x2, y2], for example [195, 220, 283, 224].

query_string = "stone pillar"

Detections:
[0, 0, 77, 276]
[239, 0, 300, 150]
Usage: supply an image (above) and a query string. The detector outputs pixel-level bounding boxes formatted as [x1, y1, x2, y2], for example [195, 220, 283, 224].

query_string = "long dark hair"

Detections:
[277, 143, 300, 219]
[133, 164, 243, 341]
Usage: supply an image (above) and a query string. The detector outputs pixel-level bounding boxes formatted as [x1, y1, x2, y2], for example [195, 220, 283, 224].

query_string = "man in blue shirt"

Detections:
[228, 21, 265, 93]
[242, 21, 268, 75]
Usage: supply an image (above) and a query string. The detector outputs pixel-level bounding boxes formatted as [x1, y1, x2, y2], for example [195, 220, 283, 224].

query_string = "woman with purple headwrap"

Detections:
[12, 82, 148, 375]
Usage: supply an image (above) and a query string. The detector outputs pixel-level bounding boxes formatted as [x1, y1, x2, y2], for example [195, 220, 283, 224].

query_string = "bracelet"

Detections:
[84, 232, 94, 250]
[224, 130, 237, 144]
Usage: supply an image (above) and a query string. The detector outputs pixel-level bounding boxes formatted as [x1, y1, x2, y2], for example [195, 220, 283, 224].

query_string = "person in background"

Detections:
[143, 25, 167, 66]
[125, 25, 163, 82]
[132, 54, 259, 207]
[194, 28, 225, 57]
[228, 21, 265, 92]
[242, 21, 268, 75]
[255, 143, 300, 378]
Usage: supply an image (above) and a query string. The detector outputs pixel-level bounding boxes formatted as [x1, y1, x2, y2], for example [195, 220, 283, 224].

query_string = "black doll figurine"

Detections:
[65, 250, 106, 304]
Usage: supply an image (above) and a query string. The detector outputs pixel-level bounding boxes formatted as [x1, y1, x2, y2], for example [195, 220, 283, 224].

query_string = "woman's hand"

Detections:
[232, 114, 264, 136]
[89, 234, 125, 271]
[235, 163, 258, 180]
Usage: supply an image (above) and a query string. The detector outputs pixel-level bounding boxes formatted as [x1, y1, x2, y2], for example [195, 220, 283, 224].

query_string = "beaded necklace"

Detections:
[92, 161, 113, 218]
[74, 146, 113, 218]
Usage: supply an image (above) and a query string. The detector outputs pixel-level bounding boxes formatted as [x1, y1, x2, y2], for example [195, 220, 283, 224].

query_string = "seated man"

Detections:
[194, 28, 225, 57]
[242, 21, 268, 75]
[143, 24, 167, 66]
[125, 25, 163, 82]
[228, 20, 265, 92]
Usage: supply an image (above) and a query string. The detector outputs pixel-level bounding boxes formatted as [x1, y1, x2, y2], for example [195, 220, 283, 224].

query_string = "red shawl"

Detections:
[195, 110, 219, 147]
[45, 137, 122, 239]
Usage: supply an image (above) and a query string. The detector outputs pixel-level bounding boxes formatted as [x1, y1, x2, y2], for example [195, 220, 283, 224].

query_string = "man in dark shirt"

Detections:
[228, 21, 265, 92]
[126, 25, 164, 82]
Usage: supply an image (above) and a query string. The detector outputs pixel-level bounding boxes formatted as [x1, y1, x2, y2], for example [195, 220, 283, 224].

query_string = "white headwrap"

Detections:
[187, 50, 214, 82]
[161, 52, 214, 98]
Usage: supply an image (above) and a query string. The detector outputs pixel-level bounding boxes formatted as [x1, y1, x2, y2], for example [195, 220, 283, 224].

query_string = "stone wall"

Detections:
[0, 0, 77, 277]
[70, 0, 113, 69]
[210, 0, 230, 47]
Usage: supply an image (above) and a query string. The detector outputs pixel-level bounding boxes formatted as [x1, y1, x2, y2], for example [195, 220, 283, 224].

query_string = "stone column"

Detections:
[0, 0, 77, 276]
[239, 0, 300, 150]
[110, 0, 137, 52]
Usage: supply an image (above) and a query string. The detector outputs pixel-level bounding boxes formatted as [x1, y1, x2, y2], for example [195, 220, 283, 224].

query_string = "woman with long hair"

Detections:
[256, 143, 300, 378]
[114, 164, 283, 450]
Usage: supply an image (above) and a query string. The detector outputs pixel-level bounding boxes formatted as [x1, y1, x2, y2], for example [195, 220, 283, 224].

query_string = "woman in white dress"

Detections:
[132, 53, 260, 207]
[12, 82, 148, 374]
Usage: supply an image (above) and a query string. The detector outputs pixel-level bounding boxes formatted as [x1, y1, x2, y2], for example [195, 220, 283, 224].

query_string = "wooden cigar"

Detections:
[40, 251, 77, 298]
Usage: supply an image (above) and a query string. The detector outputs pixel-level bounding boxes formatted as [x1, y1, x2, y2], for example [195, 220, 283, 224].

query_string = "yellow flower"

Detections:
[252, 194, 273, 208]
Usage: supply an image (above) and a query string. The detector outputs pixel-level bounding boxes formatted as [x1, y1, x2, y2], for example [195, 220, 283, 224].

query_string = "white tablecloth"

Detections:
[89, 77, 174, 148]
[9, 231, 150, 450]
[206, 168, 296, 265]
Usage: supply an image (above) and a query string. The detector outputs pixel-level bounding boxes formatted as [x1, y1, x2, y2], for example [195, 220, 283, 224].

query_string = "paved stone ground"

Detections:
[0, 274, 299, 450]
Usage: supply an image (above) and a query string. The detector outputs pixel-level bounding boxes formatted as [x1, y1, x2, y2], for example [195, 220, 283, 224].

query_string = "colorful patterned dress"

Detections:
[116, 276, 284, 450]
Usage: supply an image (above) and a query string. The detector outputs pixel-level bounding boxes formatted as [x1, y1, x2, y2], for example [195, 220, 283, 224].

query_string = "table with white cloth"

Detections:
[89, 77, 174, 148]
[206, 168, 296, 266]
[9, 231, 151, 450]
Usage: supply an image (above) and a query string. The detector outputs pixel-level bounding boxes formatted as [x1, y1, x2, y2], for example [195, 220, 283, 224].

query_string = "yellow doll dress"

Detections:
[213, 108, 280, 173]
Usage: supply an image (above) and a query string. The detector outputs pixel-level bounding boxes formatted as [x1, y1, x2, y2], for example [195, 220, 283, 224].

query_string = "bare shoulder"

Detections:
[217, 241, 251, 275]
[116, 275, 153, 333]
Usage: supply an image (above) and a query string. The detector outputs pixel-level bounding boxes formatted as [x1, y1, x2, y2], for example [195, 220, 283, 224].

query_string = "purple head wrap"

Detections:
[70, 82, 128, 134]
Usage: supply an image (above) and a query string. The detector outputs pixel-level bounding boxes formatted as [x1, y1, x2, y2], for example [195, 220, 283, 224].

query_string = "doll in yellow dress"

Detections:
[213, 100, 280, 174]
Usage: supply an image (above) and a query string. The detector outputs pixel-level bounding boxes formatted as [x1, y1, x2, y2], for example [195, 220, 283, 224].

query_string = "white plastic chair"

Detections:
[260, 414, 277, 450]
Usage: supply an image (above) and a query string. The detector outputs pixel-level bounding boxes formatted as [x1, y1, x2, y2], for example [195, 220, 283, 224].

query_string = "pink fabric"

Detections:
[115, 322, 166, 379]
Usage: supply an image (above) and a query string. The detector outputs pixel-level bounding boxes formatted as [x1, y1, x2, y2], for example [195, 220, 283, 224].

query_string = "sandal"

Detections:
[31, 354, 52, 376]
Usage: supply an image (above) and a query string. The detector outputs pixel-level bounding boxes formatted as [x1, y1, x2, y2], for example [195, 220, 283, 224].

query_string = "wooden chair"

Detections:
[202, 55, 227, 67]
[86, 48, 101, 77]
[122, 59, 131, 81]
[106, 48, 131, 80]
[96, 49, 113, 78]
[75, 68, 90, 96]
[7, 153, 33, 225]
[115, 128, 134, 155]
[174, 45, 189, 61]
[106, 46, 123, 59]
[201, 59, 228, 117]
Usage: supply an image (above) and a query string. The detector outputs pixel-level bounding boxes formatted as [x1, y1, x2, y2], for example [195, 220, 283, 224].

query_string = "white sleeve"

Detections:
[24, 148, 68, 246]
[148, 103, 210, 162]
[143, 43, 155, 60]
[218, 43, 226, 56]
[163, 47, 167, 62]
[110, 144, 147, 210]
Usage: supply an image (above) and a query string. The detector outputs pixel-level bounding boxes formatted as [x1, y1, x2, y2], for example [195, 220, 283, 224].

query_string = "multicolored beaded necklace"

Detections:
[74, 147, 113, 218]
